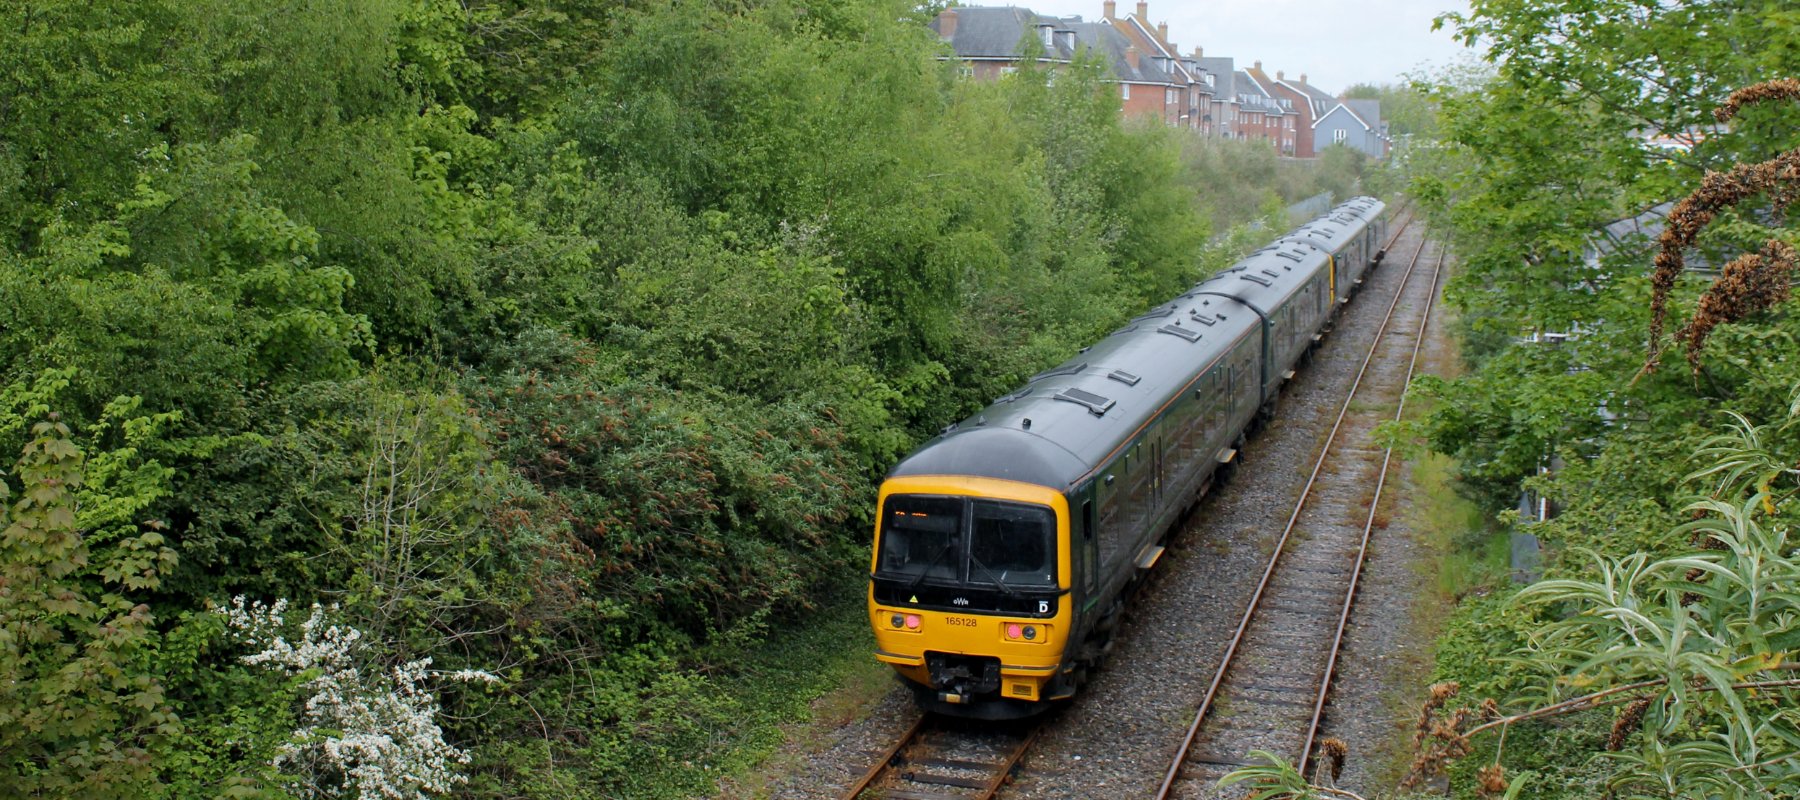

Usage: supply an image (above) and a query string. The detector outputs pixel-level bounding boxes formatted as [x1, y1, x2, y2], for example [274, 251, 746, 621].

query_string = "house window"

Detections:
[1122, 84, 1131, 100]
[1205, 74, 1215, 86]
[1333, 128, 1348, 143]
[1166, 88, 1176, 104]
[1001, 65, 1017, 75]
[959, 63, 974, 78]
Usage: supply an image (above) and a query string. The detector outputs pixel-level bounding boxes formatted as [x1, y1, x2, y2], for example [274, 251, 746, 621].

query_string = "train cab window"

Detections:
[969, 500, 1056, 588]
[876, 495, 964, 582]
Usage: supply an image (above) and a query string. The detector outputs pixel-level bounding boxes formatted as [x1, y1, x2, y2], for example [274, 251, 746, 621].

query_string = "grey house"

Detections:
[1313, 99, 1387, 158]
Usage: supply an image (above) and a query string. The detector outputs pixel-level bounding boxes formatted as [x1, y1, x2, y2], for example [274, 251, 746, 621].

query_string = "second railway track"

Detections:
[1155, 224, 1446, 799]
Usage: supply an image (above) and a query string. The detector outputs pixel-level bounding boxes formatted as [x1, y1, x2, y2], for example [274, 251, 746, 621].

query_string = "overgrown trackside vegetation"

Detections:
[0, 0, 1363, 796]
[1216, 1, 1800, 798]
[1212, 2, 1800, 798]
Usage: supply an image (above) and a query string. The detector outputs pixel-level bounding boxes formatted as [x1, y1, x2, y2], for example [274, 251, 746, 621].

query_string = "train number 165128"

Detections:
[944, 616, 977, 627]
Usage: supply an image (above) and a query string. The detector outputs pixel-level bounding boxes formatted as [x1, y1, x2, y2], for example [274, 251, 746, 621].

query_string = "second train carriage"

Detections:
[866, 197, 1389, 719]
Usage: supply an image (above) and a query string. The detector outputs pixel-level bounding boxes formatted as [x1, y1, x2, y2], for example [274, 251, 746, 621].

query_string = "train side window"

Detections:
[1127, 441, 1153, 529]
[1082, 499, 1095, 541]
[1098, 468, 1123, 567]
[1172, 391, 1198, 474]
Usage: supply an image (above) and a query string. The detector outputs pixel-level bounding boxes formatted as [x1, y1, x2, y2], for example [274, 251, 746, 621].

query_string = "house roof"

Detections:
[929, 6, 1079, 61]
[1313, 103, 1369, 130]
[1190, 57, 1235, 96]
[1087, 19, 1178, 84]
[927, 6, 1186, 85]
[1236, 70, 1278, 113]
[1240, 68, 1293, 114]
[1344, 99, 1383, 132]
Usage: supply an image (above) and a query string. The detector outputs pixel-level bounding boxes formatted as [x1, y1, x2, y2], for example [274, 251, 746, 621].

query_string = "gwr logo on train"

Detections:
[866, 197, 1391, 719]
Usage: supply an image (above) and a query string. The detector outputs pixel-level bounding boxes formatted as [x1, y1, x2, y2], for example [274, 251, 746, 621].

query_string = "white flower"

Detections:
[219, 598, 473, 800]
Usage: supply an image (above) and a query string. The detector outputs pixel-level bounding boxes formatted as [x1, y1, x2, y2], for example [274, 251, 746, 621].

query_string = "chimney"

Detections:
[1157, 21, 1168, 41]
[938, 8, 958, 39]
[1254, 60, 1262, 71]
[1126, 45, 1140, 70]
[1103, 0, 1115, 19]
[1136, 1, 1148, 21]
[1300, 73, 1307, 83]
[1192, 45, 1203, 57]
[1276, 70, 1284, 79]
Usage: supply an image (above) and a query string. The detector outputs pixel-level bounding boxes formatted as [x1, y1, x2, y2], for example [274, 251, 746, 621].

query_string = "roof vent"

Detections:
[1108, 369, 1142, 386]
[994, 387, 1035, 403]
[1029, 363, 1087, 382]
[1110, 325, 1138, 336]
[1054, 387, 1116, 416]
[1158, 324, 1202, 342]
[1191, 312, 1218, 325]
[1240, 273, 1272, 287]
[1131, 306, 1177, 322]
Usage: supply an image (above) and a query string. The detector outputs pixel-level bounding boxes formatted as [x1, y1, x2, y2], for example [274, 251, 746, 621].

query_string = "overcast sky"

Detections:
[1008, 0, 1478, 92]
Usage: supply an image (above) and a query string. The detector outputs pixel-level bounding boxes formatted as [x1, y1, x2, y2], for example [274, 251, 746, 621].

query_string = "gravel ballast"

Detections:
[749, 219, 1455, 800]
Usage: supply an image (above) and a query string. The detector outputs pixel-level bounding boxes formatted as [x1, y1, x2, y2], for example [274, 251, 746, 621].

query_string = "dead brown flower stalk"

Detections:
[1403, 665, 1800, 786]
[1642, 80, 1800, 376]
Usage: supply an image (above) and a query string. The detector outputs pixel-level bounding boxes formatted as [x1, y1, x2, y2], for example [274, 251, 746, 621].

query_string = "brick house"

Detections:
[1103, 1, 1217, 130]
[928, 5, 1212, 128]
[1240, 62, 1297, 154]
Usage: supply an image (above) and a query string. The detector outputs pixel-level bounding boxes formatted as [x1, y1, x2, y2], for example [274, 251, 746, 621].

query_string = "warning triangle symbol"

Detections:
[910, 596, 919, 603]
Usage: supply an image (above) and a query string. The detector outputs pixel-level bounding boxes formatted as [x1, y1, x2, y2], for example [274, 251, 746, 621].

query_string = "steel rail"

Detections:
[1153, 212, 1428, 800]
[838, 714, 928, 800]
[974, 724, 1040, 799]
[1297, 243, 1449, 780]
[837, 714, 1037, 800]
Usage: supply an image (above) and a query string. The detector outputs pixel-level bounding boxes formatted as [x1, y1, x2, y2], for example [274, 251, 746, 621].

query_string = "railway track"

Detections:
[1154, 220, 1445, 799]
[837, 715, 1039, 800]
[835, 209, 1428, 800]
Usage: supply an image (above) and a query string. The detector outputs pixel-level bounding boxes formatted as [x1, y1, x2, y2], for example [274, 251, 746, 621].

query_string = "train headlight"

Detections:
[1004, 623, 1049, 643]
[905, 614, 921, 630]
[890, 614, 905, 629]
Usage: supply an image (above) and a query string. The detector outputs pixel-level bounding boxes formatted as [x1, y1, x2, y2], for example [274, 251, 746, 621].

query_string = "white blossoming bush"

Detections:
[219, 598, 494, 800]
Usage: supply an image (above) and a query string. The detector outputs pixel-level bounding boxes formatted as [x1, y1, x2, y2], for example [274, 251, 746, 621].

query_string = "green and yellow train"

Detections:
[866, 197, 1389, 718]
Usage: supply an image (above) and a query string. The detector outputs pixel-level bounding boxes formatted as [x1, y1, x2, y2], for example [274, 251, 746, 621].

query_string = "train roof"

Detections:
[888, 196, 1385, 493]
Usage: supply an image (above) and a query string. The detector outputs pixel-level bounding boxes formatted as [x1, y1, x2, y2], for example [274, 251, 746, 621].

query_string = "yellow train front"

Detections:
[866, 197, 1389, 719]
[869, 475, 1077, 719]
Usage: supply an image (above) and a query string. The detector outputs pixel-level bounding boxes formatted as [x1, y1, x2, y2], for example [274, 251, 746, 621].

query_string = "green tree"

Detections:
[0, 413, 179, 797]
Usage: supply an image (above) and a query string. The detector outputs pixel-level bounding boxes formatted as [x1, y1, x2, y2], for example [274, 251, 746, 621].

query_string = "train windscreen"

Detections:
[877, 495, 963, 582]
[877, 495, 1056, 590]
[969, 500, 1055, 588]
